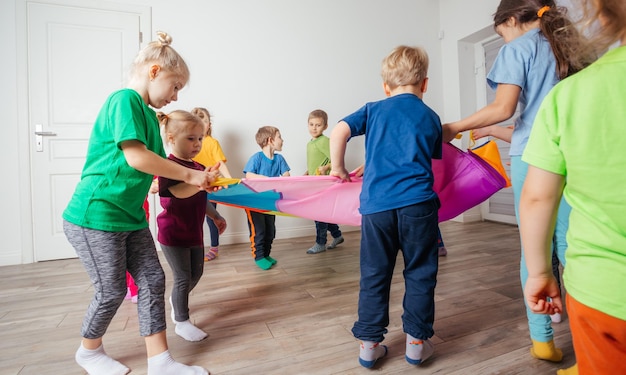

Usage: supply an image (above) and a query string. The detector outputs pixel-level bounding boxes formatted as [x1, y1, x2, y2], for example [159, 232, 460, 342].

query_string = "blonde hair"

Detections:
[131, 31, 190, 83]
[580, 0, 626, 53]
[157, 110, 204, 144]
[191, 107, 212, 136]
[255, 126, 280, 148]
[308, 109, 328, 126]
[381, 46, 429, 90]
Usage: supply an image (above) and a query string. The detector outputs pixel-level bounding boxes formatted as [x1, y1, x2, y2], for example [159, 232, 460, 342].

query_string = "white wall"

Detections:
[6, 0, 584, 265]
[146, 0, 443, 244]
[0, 0, 27, 265]
[439, 0, 500, 130]
[146, 0, 444, 177]
[2, 0, 444, 265]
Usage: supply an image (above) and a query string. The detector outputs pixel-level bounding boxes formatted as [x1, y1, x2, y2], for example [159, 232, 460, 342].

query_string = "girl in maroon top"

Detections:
[157, 110, 226, 342]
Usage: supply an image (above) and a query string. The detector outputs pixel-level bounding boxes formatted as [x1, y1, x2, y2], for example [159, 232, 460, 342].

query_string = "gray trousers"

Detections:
[63, 220, 166, 338]
[160, 244, 204, 322]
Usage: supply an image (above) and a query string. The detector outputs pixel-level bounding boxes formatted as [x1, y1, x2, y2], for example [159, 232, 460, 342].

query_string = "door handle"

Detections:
[35, 124, 57, 152]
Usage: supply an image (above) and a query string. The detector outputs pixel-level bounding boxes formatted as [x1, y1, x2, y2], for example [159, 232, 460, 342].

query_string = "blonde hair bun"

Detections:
[155, 31, 172, 47]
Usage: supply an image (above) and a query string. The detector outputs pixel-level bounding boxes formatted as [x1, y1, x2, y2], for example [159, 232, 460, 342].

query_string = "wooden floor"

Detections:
[0, 220, 575, 375]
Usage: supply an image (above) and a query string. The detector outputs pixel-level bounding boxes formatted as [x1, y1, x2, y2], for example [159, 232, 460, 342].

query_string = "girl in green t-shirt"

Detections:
[63, 32, 216, 375]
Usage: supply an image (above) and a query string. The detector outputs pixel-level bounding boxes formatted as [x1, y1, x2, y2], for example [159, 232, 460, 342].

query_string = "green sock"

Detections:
[255, 258, 273, 270]
[266, 256, 277, 265]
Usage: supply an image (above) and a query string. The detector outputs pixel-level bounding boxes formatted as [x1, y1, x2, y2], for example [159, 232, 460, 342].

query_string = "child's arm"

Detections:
[167, 183, 203, 199]
[218, 161, 232, 178]
[352, 164, 365, 177]
[206, 201, 227, 234]
[149, 178, 159, 194]
[318, 165, 331, 175]
[279, 155, 291, 177]
[245, 172, 266, 179]
[472, 125, 514, 143]
[329, 121, 351, 181]
[443, 83, 520, 143]
[122, 140, 217, 189]
[317, 162, 331, 175]
[519, 165, 565, 315]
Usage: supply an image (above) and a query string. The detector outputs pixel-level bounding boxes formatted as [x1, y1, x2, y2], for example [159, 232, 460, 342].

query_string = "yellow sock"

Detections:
[556, 363, 578, 375]
[530, 339, 563, 362]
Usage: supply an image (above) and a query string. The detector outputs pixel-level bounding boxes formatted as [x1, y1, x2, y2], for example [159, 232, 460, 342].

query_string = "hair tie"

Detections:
[537, 5, 550, 18]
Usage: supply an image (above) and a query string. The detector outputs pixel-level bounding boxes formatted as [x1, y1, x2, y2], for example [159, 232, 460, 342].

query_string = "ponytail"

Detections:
[537, 6, 594, 79]
[494, 1, 595, 80]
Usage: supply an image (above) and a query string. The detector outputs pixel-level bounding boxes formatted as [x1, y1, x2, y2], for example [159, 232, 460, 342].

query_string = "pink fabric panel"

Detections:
[242, 176, 340, 200]
[238, 143, 506, 225]
[275, 177, 363, 226]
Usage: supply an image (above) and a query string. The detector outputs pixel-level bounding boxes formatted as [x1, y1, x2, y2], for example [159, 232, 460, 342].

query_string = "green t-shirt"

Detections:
[63, 89, 166, 231]
[307, 135, 330, 175]
[522, 46, 626, 320]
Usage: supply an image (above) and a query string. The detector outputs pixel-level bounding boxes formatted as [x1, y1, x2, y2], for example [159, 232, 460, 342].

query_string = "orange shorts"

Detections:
[567, 294, 626, 374]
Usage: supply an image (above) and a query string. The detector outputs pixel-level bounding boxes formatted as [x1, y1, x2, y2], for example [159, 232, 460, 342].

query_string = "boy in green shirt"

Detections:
[305, 109, 344, 254]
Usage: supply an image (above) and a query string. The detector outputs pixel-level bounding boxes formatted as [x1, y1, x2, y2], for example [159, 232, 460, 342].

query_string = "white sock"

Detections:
[75, 344, 129, 375]
[147, 350, 208, 375]
[169, 295, 177, 324]
[175, 319, 208, 342]
[405, 335, 434, 364]
[359, 340, 386, 361]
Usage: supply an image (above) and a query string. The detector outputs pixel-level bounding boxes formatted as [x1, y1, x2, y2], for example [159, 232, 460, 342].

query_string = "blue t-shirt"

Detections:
[487, 28, 558, 156]
[342, 93, 442, 215]
[243, 152, 290, 177]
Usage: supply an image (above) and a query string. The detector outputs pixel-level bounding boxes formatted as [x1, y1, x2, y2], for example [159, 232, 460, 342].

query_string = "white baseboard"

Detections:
[206, 225, 360, 247]
[0, 251, 23, 267]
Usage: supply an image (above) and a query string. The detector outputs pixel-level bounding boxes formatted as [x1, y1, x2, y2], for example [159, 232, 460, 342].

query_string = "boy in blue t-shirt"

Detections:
[243, 126, 290, 270]
[330, 45, 442, 368]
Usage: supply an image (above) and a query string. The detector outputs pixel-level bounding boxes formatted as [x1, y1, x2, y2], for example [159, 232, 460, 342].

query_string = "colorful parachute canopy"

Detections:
[470, 140, 512, 188]
[208, 143, 509, 225]
[434, 142, 508, 221]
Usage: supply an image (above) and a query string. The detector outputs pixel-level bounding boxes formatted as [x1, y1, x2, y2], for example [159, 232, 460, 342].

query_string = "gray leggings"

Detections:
[160, 244, 204, 322]
[63, 220, 166, 338]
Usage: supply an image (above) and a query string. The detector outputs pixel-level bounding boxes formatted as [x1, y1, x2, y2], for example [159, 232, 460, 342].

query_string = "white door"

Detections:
[478, 37, 517, 225]
[28, 2, 143, 261]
